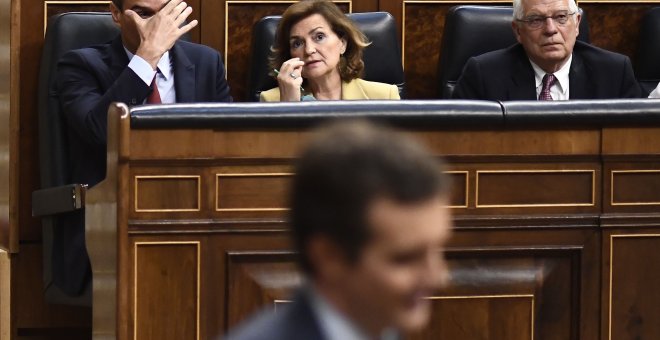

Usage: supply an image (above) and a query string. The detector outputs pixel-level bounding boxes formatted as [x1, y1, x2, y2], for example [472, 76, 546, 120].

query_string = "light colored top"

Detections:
[530, 54, 572, 100]
[259, 78, 400, 102]
[648, 83, 660, 98]
[125, 47, 176, 103]
[307, 286, 399, 340]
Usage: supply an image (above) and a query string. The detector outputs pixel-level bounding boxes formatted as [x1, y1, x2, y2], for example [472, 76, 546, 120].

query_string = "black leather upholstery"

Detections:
[36, 12, 118, 304]
[131, 99, 660, 130]
[131, 100, 503, 128]
[502, 99, 660, 125]
[635, 7, 660, 96]
[437, 5, 590, 99]
[246, 12, 405, 101]
[38, 12, 118, 202]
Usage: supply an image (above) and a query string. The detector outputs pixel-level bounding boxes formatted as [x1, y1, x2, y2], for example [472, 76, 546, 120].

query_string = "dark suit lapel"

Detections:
[287, 291, 327, 340]
[568, 51, 590, 99]
[171, 42, 196, 103]
[508, 45, 537, 100]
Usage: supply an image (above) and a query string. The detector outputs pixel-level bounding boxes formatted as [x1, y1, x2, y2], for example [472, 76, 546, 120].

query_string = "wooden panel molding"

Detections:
[447, 171, 468, 208]
[476, 170, 596, 208]
[225, 251, 300, 329]
[0, 250, 10, 339]
[608, 234, 660, 340]
[134, 241, 201, 340]
[216, 173, 293, 212]
[0, 0, 10, 252]
[224, 245, 581, 338]
[610, 170, 660, 206]
[134, 175, 201, 212]
[412, 295, 534, 340]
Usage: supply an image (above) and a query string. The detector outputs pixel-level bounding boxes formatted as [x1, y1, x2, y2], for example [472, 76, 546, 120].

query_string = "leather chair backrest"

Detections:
[38, 12, 119, 193]
[37, 12, 118, 304]
[246, 11, 405, 101]
[635, 7, 660, 96]
[437, 5, 590, 99]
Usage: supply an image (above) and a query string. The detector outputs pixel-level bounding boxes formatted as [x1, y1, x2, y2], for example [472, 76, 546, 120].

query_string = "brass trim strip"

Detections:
[401, 0, 511, 68]
[426, 294, 535, 340]
[475, 169, 596, 208]
[215, 172, 293, 212]
[134, 175, 202, 212]
[43, 1, 111, 35]
[608, 233, 660, 340]
[446, 170, 469, 208]
[134, 241, 201, 340]
[610, 170, 660, 206]
[224, 0, 352, 69]
[0, 250, 9, 340]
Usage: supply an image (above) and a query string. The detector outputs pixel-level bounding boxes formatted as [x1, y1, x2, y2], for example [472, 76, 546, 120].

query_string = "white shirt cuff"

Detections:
[128, 54, 157, 86]
[649, 83, 660, 99]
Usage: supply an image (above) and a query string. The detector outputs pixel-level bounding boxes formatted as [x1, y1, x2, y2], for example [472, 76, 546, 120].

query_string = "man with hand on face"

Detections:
[452, 0, 642, 100]
[226, 120, 453, 340]
[53, 0, 231, 297]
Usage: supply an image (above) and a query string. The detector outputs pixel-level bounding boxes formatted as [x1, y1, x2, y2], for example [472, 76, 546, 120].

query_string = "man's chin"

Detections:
[396, 303, 433, 332]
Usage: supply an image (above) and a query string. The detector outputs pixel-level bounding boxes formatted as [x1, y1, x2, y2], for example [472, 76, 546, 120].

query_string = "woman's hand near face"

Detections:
[277, 58, 305, 101]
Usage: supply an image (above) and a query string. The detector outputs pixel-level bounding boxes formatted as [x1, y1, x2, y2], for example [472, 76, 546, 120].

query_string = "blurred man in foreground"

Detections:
[227, 120, 453, 340]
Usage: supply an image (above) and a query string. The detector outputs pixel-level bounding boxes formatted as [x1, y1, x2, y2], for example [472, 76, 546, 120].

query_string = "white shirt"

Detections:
[648, 83, 660, 98]
[530, 54, 572, 100]
[307, 287, 399, 340]
[124, 48, 176, 104]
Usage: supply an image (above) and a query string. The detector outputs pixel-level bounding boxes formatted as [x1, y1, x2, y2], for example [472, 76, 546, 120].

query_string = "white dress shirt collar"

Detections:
[306, 285, 398, 340]
[530, 54, 572, 100]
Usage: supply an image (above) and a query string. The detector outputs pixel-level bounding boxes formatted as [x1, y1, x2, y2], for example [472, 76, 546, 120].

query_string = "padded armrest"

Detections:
[32, 184, 87, 217]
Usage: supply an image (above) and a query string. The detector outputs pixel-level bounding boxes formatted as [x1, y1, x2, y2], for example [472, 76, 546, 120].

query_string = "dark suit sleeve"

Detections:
[56, 50, 151, 148]
[213, 50, 233, 102]
[452, 57, 483, 99]
[618, 56, 643, 98]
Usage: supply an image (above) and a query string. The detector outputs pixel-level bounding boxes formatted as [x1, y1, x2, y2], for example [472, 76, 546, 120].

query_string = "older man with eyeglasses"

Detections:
[452, 0, 642, 100]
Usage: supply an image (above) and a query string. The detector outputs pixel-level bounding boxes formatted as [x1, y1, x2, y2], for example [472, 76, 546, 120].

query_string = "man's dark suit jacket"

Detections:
[225, 290, 325, 340]
[452, 40, 642, 100]
[53, 36, 232, 295]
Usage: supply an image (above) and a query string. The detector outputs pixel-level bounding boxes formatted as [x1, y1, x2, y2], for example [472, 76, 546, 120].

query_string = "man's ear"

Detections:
[306, 236, 349, 282]
[511, 21, 522, 43]
[109, 2, 122, 25]
[574, 13, 581, 35]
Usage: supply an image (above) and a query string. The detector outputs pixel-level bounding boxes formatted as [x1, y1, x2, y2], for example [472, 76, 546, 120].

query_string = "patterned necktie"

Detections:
[538, 73, 556, 101]
[147, 72, 161, 104]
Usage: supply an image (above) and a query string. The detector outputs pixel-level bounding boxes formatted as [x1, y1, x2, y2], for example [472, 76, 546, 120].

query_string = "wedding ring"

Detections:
[289, 72, 298, 80]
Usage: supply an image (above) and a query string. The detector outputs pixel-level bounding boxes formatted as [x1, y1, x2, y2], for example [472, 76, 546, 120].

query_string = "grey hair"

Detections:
[513, 0, 579, 20]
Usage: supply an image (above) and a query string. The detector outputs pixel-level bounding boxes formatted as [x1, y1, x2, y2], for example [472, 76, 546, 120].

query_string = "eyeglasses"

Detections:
[516, 11, 576, 29]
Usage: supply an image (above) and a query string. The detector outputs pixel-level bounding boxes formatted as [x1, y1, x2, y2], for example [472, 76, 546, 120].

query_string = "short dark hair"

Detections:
[290, 120, 449, 275]
[269, 0, 369, 81]
[111, 0, 123, 9]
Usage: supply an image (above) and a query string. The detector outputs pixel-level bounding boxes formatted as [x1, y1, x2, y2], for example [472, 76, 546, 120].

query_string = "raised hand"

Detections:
[127, 0, 198, 69]
[277, 58, 305, 101]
